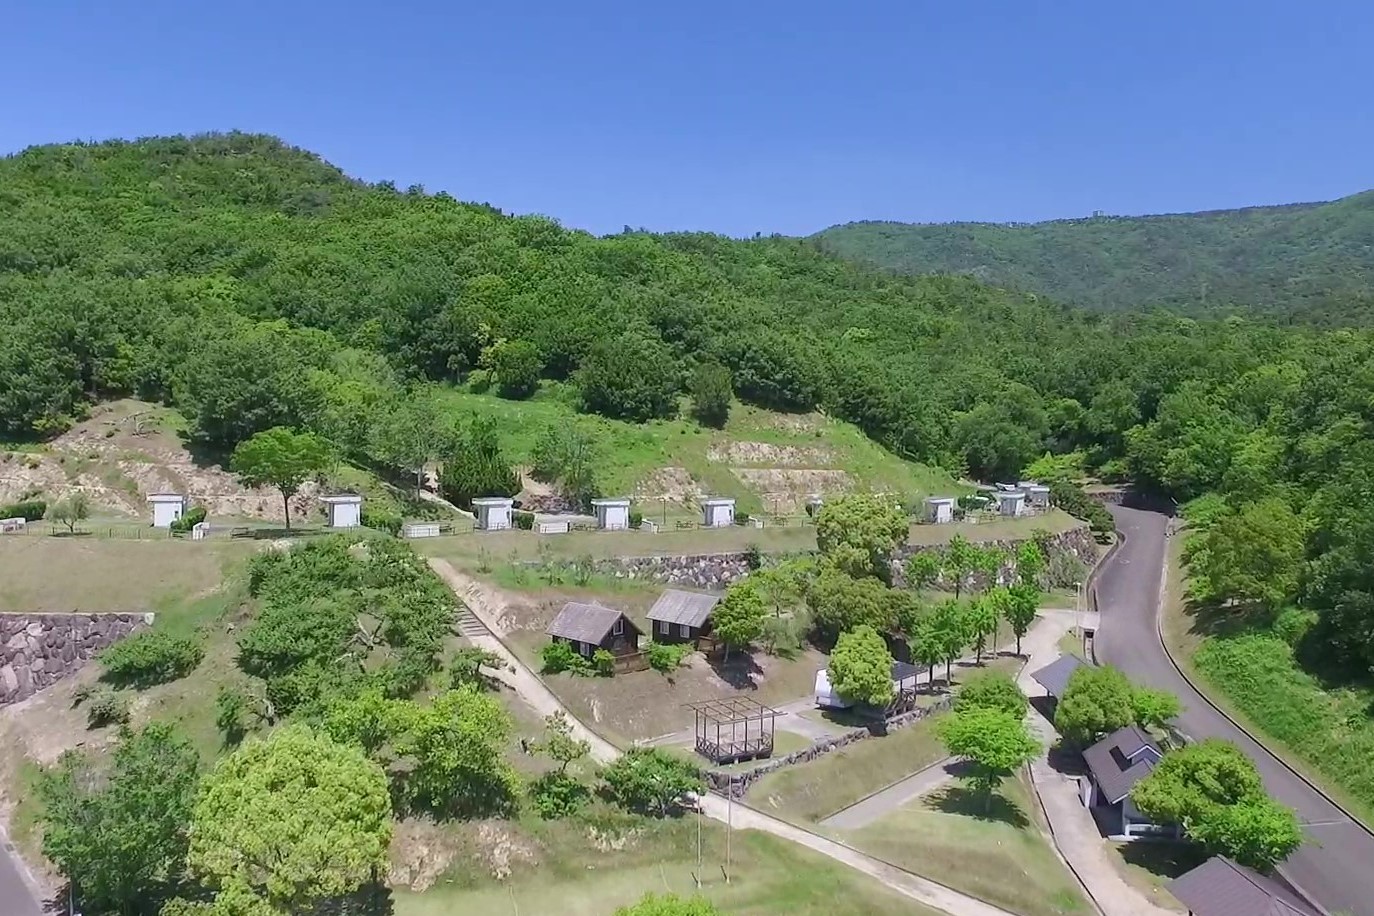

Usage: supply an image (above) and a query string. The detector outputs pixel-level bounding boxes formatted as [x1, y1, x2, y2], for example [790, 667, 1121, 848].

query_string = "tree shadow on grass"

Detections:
[707, 650, 764, 690]
[1116, 840, 1208, 880]
[927, 784, 1030, 828]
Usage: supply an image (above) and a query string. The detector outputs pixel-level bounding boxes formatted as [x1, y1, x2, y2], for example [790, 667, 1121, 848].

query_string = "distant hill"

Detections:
[813, 191, 1374, 322]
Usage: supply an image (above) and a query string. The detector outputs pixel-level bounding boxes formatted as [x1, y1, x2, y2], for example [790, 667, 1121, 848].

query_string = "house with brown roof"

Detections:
[646, 589, 720, 646]
[546, 602, 642, 660]
[1169, 856, 1319, 916]
[1079, 724, 1180, 840]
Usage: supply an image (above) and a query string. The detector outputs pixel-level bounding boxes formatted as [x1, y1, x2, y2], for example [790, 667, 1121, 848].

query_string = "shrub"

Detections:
[541, 641, 591, 676]
[647, 642, 692, 673]
[529, 771, 591, 819]
[215, 687, 250, 747]
[0, 499, 46, 521]
[1271, 606, 1317, 649]
[513, 510, 536, 530]
[86, 688, 131, 728]
[955, 670, 1029, 718]
[169, 506, 207, 534]
[761, 614, 805, 658]
[1044, 551, 1087, 590]
[360, 508, 402, 536]
[101, 630, 204, 688]
[629, 509, 644, 530]
[593, 648, 615, 677]
[601, 748, 702, 816]
[743, 543, 763, 571]
[735, 511, 752, 525]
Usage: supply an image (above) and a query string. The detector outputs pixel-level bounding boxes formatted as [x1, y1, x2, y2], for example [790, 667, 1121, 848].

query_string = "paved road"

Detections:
[0, 829, 43, 916]
[1097, 504, 1374, 916]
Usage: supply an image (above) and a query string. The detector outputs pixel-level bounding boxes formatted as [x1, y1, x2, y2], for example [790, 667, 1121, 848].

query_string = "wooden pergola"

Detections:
[686, 697, 780, 765]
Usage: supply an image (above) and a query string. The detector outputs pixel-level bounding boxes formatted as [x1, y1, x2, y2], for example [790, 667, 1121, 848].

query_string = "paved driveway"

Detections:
[1096, 504, 1374, 916]
[0, 830, 43, 916]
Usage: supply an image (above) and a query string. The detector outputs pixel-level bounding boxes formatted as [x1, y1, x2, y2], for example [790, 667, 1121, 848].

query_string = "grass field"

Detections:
[432, 386, 964, 516]
[1161, 534, 1374, 826]
[391, 819, 944, 916]
[846, 776, 1092, 916]
[1105, 841, 1201, 913]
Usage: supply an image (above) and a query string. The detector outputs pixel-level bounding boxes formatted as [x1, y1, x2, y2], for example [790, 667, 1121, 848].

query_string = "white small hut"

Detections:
[321, 494, 363, 529]
[997, 490, 1027, 517]
[925, 496, 956, 524]
[472, 497, 514, 531]
[591, 497, 632, 531]
[148, 493, 185, 529]
[701, 497, 736, 528]
[1024, 483, 1051, 509]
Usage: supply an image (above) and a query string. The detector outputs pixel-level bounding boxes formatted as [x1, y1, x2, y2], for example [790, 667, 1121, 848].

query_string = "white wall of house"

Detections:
[702, 498, 735, 528]
[592, 498, 632, 530]
[323, 495, 362, 528]
[148, 494, 185, 528]
[473, 498, 514, 531]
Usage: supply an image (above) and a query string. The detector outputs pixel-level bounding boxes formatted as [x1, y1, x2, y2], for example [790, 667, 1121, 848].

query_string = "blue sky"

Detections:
[4, 0, 1371, 236]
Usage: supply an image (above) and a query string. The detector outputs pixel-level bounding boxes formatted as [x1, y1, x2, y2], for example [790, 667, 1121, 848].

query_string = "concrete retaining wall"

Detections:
[0, 613, 152, 705]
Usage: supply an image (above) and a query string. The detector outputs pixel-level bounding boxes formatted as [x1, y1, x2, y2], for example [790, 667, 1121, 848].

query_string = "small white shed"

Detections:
[321, 494, 363, 529]
[701, 497, 736, 528]
[148, 494, 185, 529]
[591, 498, 632, 531]
[997, 490, 1027, 517]
[473, 497, 514, 531]
[925, 496, 956, 524]
[1024, 483, 1051, 509]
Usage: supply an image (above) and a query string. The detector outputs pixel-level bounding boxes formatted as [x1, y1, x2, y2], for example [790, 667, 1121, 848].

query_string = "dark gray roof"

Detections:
[1082, 724, 1163, 803]
[891, 660, 920, 683]
[1031, 655, 1087, 698]
[1170, 857, 1320, 916]
[546, 602, 639, 644]
[646, 589, 720, 628]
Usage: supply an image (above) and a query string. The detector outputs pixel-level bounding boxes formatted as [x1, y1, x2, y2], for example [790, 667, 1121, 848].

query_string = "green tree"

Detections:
[1191, 498, 1304, 612]
[1131, 687, 1183, 731]
[905, 551, 943, 590]
[806, 563, 897, 637]
[529, 421, 600, 507]
[926, 599, 970, 685]
[1015, 539, 1046, 587]
[815, 494, 908, 583]
[485, 338, 544, 399]
[189, 725, 391, 909]
[964, 595, 999, 663]
[944, 535, 982, 599]
[615, 893, 722, 915]
[601, 748, 702, 817]
[576, 332, 679, 422]
[392, 687, 519, 817]
[1131, 740, 1301, 870]
[537, 711, 590, 774]
[437, 415, 519, 508]
[713, 581, 767, 660]
[38, 722, 200, 916]
[47, 490, 91, 534]
[955, 670, 1028, 719]
[448, 646, 509, 692]
[937, 707, 1039, 811]
[828, 625, 895, 708]
[1002, 582, 1041, 655]
[368, 392, 440, 492]
[1054, 665, 1135, 747]
[229, 427, 333, 530]
[688, 362, 733, 429]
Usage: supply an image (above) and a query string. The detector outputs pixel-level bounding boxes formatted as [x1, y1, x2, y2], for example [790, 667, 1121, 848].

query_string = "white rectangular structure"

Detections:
[472, 497, 514, 531]
[536, 520, 571, 535]
[148, 494, 185, 529]
[997, 490, 1027, 517]
[925, 496, 956, 524]
[403, 522, 441, 539]
[590, 497, 632, 531]
[190, 522, 209, 541]
[701, 497, 735, 528]
[1025, 484, 1051, 509]
[0, 517, 27, 533]
[321, 494, 363, 529]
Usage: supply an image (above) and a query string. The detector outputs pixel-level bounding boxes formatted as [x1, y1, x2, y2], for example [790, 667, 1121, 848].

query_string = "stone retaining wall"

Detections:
[704, 695, 955, 798]
[583, 525, 1096, 591]
[0, 613, 152, 705]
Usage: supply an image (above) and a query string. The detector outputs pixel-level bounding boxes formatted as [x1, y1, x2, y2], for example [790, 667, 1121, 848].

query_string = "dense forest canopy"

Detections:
[813, 192, 1374, 324]
[4, 131, 1374, 677]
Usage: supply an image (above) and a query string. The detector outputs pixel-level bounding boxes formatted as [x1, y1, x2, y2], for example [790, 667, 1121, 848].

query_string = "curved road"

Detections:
[1097, 504, 1374, 916]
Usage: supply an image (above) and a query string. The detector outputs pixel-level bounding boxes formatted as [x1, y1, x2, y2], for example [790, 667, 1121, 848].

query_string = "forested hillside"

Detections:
[4, 132, 1374, 682]
[814, 191, 1374, 322]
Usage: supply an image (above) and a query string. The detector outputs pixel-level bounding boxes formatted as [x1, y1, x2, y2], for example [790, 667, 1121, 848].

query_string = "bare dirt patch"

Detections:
[706, 441, 834, 467]
[729, 468, 853, 514]
[389, 819, 465, 891]
[631, 467, 701, 506]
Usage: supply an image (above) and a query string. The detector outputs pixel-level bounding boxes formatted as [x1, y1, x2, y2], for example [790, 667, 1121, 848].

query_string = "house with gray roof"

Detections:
[1079, 724, 1179, 840]
[646, 589, 720, 646]
[1169, 856, 1319, 916]
[546, 602, 642, 660]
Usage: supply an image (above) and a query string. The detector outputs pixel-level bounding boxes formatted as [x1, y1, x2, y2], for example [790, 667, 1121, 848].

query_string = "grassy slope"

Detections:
[1161, 534, 1374, 826]
[432, 385, 964, 515]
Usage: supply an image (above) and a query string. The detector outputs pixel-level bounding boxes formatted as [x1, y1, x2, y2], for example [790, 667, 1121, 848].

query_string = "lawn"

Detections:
[749, 715, 949, 823]
[431, 386, 963, 516]
[392, 820, 944, 916]
[1105, 841, 1203, 913]
[846, 775, 1092, 916]
[1161, 533, 1374, 826]
[0, 536, 256, 613]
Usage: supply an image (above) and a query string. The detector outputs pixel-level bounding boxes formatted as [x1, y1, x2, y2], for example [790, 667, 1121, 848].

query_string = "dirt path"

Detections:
[427, 558, 1020, 916]
[1017, 609, 1173, 916]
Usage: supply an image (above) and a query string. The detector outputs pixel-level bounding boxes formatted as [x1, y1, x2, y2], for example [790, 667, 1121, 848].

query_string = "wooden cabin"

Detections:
[545, 602, 642, 659]
[646, 589, 721, 646]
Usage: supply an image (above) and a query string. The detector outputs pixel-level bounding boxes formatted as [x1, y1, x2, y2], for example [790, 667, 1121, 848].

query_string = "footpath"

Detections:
[428, 558, 1020, 916]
